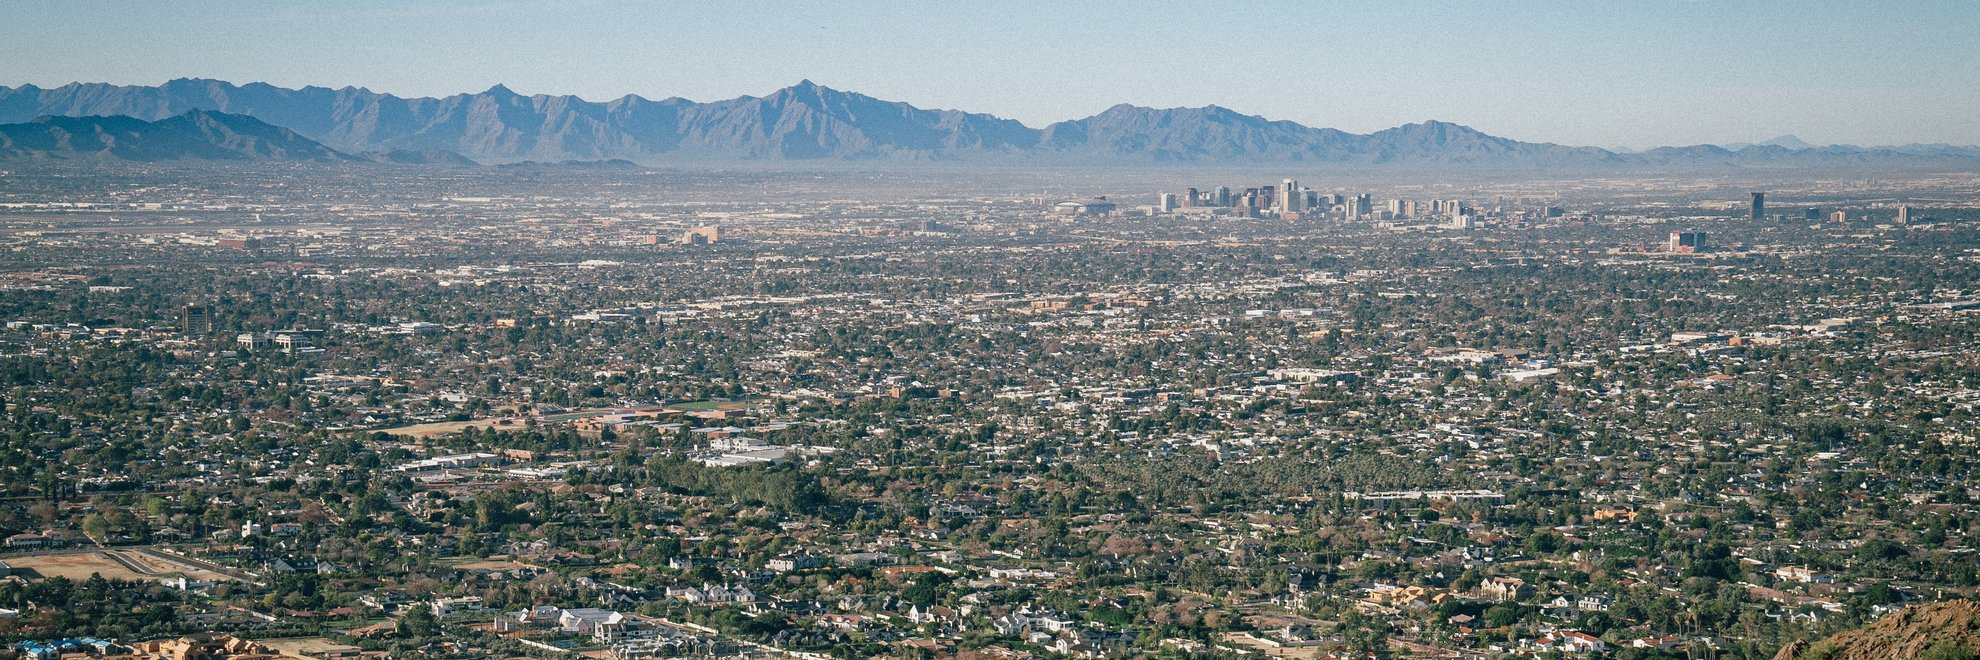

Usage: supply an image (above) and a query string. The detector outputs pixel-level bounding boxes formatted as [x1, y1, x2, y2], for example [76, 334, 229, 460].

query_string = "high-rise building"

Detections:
[1446, 199, 1463, 217]
[1387, 199, 1404, 215]
[1281, 179, 1303, 213]
[684, 226, 723, 244]
[1183, 188, 1198, 209]
[1157, 193, 1178, 213]
[1214, 186, 1231, 207]
[183, 304, 212, 337]
[1669, 231, 1707, 252]
[1804, 208, 1822, 220]
[1828, 210, 1847, 223]
[1750, 192, 1765, 220]
[1341, 194, 1367, 220]
[1402, 200, 1419, 218]
[1896, 205, 1912, 224]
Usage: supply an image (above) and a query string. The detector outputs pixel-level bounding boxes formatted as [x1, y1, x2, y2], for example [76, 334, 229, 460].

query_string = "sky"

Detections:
[7, 0, 1979, 148]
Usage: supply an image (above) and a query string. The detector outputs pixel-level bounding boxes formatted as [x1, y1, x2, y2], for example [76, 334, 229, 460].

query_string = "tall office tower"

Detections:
[1281, 179, 1302, 213]
[1896, 205, 1912, 224]
[1158, 193, 1178, 212]
[183, 304, 212, 336]
[1387, 199, 1403, 215]
[1215, 186, 1232, 206]
[1828, 210, 1847, 223]
[1750, 192, 1765, 220]
[1354, 194, 1373, 217]
[1305, 190, 1319, 210]
[1258, 185, 1276, 210]
[1403, 200, 1419, 218]
[1446, 199, 1463, 217]
[1183, 188, 1198, 208]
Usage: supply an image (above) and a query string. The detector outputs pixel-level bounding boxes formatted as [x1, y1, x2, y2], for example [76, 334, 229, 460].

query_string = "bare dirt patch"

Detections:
[6, 552, 151, 581]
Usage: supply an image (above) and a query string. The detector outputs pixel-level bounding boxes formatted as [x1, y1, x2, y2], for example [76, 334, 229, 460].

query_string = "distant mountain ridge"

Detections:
[1725, 135, 1816, 151]
[0, 78, 1974, 167]
[1720, 134, 1980, 158]
[0, 110, 356, 162]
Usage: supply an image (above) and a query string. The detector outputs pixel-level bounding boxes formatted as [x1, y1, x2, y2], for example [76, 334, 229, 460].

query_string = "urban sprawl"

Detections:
[0, 163, 1974, 659]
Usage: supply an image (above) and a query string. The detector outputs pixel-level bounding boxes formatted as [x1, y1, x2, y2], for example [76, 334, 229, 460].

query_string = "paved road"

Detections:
[98, 550, 162, 576]
[131, 546, 258, 582]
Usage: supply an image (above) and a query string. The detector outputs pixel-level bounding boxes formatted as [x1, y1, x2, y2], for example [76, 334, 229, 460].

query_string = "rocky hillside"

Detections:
[1776, 601, 1980, 660]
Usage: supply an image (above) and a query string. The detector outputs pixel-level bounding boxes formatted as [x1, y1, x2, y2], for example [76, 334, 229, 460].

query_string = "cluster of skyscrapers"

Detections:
[1754, 192, 1915, 225]
[1156, 179, 1467, 221]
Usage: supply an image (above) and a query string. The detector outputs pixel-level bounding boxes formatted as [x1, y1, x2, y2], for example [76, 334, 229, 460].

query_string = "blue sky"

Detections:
[7, 0, 1978, 147]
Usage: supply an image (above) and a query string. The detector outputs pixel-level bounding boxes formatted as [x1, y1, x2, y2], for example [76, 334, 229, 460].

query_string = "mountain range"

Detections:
[0, 78, 1975, 168]
[0, 110, 352, 162]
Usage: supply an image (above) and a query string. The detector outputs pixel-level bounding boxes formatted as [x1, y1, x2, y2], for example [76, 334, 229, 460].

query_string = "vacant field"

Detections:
[5, 551, 151, 581]
[441, 556, 540, 572]
[4, 550, 234, 583]
[369, 418, 522, 439]
[257, 637, 369, 659]
[1216, 632, 1329, 659]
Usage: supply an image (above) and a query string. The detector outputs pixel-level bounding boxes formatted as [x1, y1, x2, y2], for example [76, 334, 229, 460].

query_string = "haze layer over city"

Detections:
[3, 3, 1980, 660]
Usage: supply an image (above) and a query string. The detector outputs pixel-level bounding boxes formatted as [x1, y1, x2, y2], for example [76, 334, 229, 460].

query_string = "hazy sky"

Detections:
[8, 1, 1979, 147]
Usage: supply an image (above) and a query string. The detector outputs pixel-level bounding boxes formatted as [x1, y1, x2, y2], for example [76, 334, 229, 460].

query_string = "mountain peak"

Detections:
[1089, 104, 1257, 121]
[1094, 103, 1157, 116]
[1759, 135, 1814, 150]
[1724, 135, 1816, 152]
[1408, 119, 1475, 131]
[775, 79, 848, 99]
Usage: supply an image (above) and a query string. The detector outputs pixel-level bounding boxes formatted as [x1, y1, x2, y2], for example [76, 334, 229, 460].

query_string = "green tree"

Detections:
[81, 514, 109, 542]
[399, 604, 439, 637]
